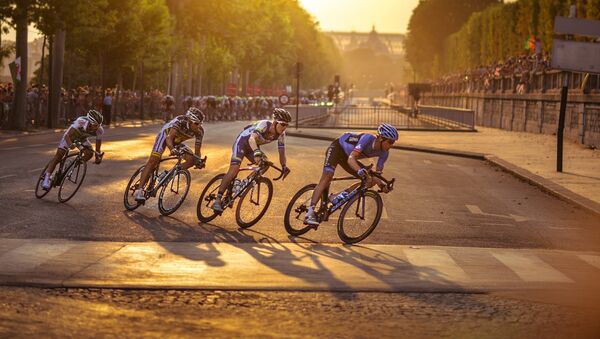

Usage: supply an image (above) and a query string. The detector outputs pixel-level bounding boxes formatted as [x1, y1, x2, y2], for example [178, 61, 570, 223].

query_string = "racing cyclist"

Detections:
[134, 107, 206, 202]
[41, 109, 104, 190]
[211, 108, 292, 212]
[304, 123, 398, 226]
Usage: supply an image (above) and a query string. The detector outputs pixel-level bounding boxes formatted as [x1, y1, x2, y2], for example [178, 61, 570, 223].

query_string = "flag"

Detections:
[8, 56, 21, 83]
[524, 35, 536, 50]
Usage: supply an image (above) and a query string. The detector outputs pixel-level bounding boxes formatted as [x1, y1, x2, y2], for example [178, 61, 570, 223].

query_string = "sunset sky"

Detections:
[299, 0, 421, 33]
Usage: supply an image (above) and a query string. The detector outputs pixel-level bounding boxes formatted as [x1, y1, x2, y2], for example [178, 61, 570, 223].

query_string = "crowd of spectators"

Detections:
[0, 81, 330, 129]
[433, 53, 552, 95]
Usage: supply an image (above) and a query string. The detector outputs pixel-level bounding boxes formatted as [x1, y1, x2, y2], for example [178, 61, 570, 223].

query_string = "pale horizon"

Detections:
[299, 0, 420, 34]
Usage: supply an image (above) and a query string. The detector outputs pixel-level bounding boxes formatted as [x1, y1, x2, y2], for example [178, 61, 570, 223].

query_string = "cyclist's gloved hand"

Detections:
[357, 168, 368, 178]
[169, 148, 180, 156]
[253, 149, 264, 164]
[194, 157, 205, 169]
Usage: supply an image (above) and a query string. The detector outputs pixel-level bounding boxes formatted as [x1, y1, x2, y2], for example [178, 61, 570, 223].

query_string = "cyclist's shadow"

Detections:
[198, 224, 355, 298]
[122, 210, 225, 267]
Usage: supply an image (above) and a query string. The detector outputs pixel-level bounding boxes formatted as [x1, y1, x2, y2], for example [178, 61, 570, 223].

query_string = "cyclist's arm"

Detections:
[376, 152, 388, 173]
[165, 128, 178, 151]
[95, 139, 102, 153]
[277, 134, 286, 167]
[348, 150, 364, 173]
[195, 127, 204, 157]
[248, 132, 260, 152]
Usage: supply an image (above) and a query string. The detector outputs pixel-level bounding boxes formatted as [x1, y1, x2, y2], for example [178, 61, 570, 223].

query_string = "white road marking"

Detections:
[466, 204, 529, 222]
[447, 164, 459, 168]
[28, 167, 44, 173]
[482, 222, 515, 227]
[0, 174, 17, 180]
[0, 146, 23, 151]
[405, 220, 443, 223]
[404, 248, 470, 282]
[423, 160, 432, 165]
[577, 255, 600, 270]
[0, 242, 76, 274]
[492, 252, 573, 283]
[548, 226, 580, 230]
[28, 144, 46, 147]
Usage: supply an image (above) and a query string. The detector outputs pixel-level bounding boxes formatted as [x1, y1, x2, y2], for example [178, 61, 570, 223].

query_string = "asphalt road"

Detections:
[1, 121, 599, 250]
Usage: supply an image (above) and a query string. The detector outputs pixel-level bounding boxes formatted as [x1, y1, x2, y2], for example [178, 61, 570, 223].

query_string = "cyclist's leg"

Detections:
[181, 152, 195, 170]
[137, 131, 167, 197]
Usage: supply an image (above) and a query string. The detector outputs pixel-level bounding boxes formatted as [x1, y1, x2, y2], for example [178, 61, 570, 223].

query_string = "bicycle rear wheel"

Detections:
[58, 159, 87, 203]
[34, 165, 51, 199]
[337, 190, 382, 244]
[197, 173, 226, 223]
[284, 184, 319, 236]
[235, 177, 273, 228]
[158, 169, 191, 216]
[123, 166, 146, 211]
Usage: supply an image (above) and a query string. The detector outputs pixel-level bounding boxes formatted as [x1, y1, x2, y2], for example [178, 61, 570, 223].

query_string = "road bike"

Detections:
[196, 158, 290, 228]
[124, 144, 206, 216]
[284, 165, 394, 244]
[35, 140, 103, 203]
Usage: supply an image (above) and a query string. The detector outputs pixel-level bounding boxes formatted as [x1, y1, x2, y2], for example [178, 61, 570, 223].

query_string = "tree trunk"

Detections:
[49, 30, 66, 128]
[11, 0, 28, 130]
[46, 36, 53, 128]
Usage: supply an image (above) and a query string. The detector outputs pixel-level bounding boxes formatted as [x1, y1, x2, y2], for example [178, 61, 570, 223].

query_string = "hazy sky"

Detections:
[299, 0, 421, 33]
[3, 0, 422, 41]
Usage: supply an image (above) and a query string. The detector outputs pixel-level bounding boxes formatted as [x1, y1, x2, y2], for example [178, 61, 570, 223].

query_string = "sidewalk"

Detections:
[1, 238, 599, 294]
[287, 127, 600, 215]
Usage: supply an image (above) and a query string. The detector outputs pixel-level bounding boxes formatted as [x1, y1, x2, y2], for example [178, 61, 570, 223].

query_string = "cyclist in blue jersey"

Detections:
[41, 109, 104, 190]
[211, 108, 292, 212]
[134, 107, 206, 202]
[304, 123, 398, 226]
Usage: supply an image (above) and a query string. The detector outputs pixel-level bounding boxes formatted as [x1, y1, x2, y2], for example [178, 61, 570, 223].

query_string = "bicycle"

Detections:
[123, 144, 206, 216]
[35, 140, 103, 203]
[196, 158, 290, 228]
[284, 165, 394, 244]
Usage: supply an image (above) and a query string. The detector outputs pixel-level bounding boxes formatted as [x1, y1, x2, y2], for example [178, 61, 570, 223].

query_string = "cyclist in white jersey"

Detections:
[41, 109, 104, 190]
[211, 108, 292, 212]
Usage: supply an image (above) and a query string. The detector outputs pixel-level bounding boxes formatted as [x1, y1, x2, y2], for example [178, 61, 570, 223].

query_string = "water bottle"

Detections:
[331, 191, 349, 205]
[232, 179, 242, 195]
[157, 170, 168, 183]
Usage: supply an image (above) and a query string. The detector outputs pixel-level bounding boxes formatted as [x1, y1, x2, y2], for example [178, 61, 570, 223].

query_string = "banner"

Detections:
[8, 56, 21, 83]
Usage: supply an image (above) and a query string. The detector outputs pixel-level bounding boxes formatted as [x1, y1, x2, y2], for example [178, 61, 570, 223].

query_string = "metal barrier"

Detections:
[294, 105, 476, 131]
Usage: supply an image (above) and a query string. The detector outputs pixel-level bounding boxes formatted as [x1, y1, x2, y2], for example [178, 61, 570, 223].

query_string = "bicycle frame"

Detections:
[53, 145, 85, 187]
[145, 155, 183, 197]
[222, 160, 286, 208]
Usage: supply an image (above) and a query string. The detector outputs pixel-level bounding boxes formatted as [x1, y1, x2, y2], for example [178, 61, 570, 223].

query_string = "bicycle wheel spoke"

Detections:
[338, 191, 382, 243]
[159, 170, 190, 215]
[235, 178, 273, 228]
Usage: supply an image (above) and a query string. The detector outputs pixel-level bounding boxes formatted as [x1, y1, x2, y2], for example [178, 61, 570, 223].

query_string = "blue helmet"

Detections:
[377, 123, 398, 141]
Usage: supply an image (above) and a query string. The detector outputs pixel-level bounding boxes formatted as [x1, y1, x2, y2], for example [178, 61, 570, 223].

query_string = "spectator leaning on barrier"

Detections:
[103, 89, 113, 127]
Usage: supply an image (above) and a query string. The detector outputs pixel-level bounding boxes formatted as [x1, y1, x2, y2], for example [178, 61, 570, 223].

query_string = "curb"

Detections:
[287, 131, 600, 217]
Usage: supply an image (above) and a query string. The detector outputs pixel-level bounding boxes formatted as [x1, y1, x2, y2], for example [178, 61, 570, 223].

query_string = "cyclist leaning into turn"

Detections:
[304, 123, 398, 226]
[211, 108, 292, 212]
[41, 109, 104, 190]
[134, 107, 206, 202]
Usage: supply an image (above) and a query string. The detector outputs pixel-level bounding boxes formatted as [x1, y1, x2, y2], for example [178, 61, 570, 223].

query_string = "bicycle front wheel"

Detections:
[197, 173, 226, 223]
[284, 184, 319, 236]
[235, 177, 273, 228]
[158, 169, 191, 216]
[58, 159, 87, 203]
[34, 165, 51, 199]
[337, 190, 383, 244]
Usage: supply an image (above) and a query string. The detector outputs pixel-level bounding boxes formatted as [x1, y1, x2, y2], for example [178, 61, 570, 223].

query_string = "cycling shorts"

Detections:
[230, 133, 255, 165]
[151, 130, 170, 157]
[323, 139, 364, 176]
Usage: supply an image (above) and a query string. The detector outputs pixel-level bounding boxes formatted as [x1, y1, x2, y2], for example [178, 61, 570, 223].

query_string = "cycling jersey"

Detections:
[230, 120, 285, 165]
[151, 115, 204, 157]
[58, 117, 104, 151]
[323, 133, 389, 174]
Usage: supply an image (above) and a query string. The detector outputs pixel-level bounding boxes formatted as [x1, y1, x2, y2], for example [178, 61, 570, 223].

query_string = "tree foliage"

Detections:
[404, 0, 500, 80]
[442, 0, 600, 74]
[1, 0, 340, 92]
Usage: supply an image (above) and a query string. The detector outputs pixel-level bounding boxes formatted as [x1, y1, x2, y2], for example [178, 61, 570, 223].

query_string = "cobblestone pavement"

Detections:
[0, 287, 599, 338]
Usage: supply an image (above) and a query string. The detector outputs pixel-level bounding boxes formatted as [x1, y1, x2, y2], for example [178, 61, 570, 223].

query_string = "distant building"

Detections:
[0, 37, 44, 83]
[324, 26, 405, 58]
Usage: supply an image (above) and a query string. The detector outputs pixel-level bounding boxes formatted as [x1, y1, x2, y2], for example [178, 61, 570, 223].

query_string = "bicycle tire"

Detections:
[123, 166, 145, 211]
[235, 177, 273, 228]
[58, 159, 87, 203]
[283, 184, 318, 236]
[337, 190, 383, 244]
[34, 165, 51, 199]
[158, 169, 191, 216]
[197, 173, 226, 223]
